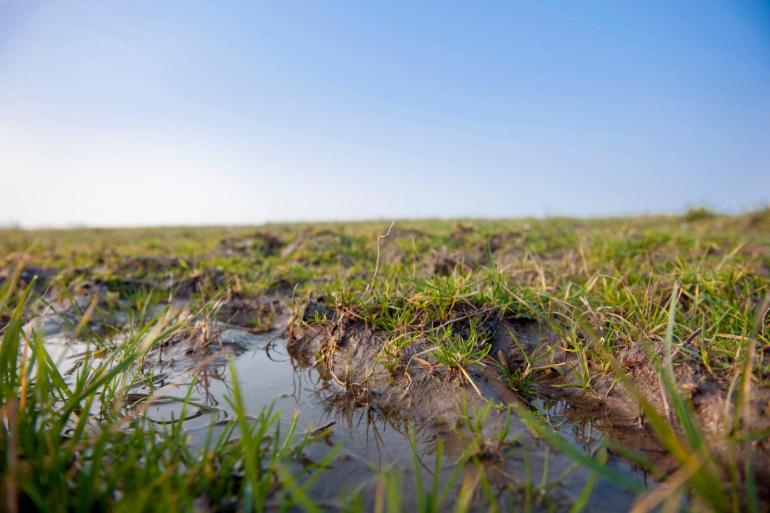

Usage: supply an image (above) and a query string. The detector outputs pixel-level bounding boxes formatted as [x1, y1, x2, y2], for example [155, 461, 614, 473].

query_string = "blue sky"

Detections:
[1, 1, 769, 226]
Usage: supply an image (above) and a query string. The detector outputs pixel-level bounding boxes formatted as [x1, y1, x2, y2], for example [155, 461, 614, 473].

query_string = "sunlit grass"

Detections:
[1, 209, 768, 511]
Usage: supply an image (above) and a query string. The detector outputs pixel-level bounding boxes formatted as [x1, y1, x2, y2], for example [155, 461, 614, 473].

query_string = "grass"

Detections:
[0, 209, 768, 511]
[0, 283, 337, 512]
[426, 318, 492, 396]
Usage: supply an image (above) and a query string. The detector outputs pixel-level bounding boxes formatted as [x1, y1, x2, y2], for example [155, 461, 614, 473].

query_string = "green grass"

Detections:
[1, 209, 769, 511]
[0, 284, 336, 512]
[428, 319, 491, 370]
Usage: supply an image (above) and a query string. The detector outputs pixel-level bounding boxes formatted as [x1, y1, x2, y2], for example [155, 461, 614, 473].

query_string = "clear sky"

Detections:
[1, 1, 769, 227]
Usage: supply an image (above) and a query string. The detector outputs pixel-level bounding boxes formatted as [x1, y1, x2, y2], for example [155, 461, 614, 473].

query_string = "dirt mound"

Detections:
[290, 300, 770, 493]
[216, 231, 284, 257]
[288, 316, 487, 425]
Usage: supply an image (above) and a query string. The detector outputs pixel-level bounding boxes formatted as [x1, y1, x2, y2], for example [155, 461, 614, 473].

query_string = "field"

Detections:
[1, 208, 768, 512]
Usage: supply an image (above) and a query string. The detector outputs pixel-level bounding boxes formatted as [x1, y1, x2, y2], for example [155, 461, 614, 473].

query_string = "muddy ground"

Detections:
[2, 213, 768, 510]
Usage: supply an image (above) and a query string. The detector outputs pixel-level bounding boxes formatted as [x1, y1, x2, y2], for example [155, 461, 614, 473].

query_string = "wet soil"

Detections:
[34, 299, 647, 511]
[286, 312, 651, 510]
[288, 302, 770, 504]
[18, 245, 768, 509]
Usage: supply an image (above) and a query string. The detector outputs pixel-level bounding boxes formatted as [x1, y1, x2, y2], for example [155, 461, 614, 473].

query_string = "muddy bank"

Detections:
[287, 308, 654, 508]
[14, 248, 768, 491]
[32, 299, 639, 511]
[287, 308, 657, 449]
[23, 281, 747, 510]
[289, 300, 770, 495]
[289, 318, 492, 429]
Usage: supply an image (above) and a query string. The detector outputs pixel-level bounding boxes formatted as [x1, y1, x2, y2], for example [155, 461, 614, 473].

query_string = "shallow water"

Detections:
[43, 324, 437, 505]
[42, 321, 652, 510]
[155, 329, 426, 496]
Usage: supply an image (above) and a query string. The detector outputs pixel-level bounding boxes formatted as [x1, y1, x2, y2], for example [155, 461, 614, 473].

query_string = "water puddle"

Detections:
[39, 318, 652, 510]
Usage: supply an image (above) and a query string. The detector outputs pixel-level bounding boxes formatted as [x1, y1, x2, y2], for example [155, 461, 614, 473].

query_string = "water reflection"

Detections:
[39, 322, 650, 511]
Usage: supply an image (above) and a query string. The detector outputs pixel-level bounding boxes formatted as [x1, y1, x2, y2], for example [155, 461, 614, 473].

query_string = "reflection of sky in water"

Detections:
[39, 321, 649, 510]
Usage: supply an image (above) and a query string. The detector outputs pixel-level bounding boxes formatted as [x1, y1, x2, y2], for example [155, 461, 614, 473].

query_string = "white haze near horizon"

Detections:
[2, 118, 766, 228]
[2, 1, 769, 227]
[2, 122, 767, 228]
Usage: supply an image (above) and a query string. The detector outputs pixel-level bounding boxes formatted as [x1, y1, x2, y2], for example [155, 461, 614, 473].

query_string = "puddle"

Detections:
[39, 323, 441, 505]
[152, 330, 422, 466]
[39, 320, 653, 510]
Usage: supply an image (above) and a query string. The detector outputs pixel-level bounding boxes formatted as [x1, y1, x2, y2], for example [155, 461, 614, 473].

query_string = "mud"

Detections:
[491, 316, 770, 486]
[288, 318, 487, 427]
[32, 296, 647, 511]
[289, 302, 770, 503]
[22, 245, 768, 508]
[595, 342, 770, 480]
[287, 310, 651, 510]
